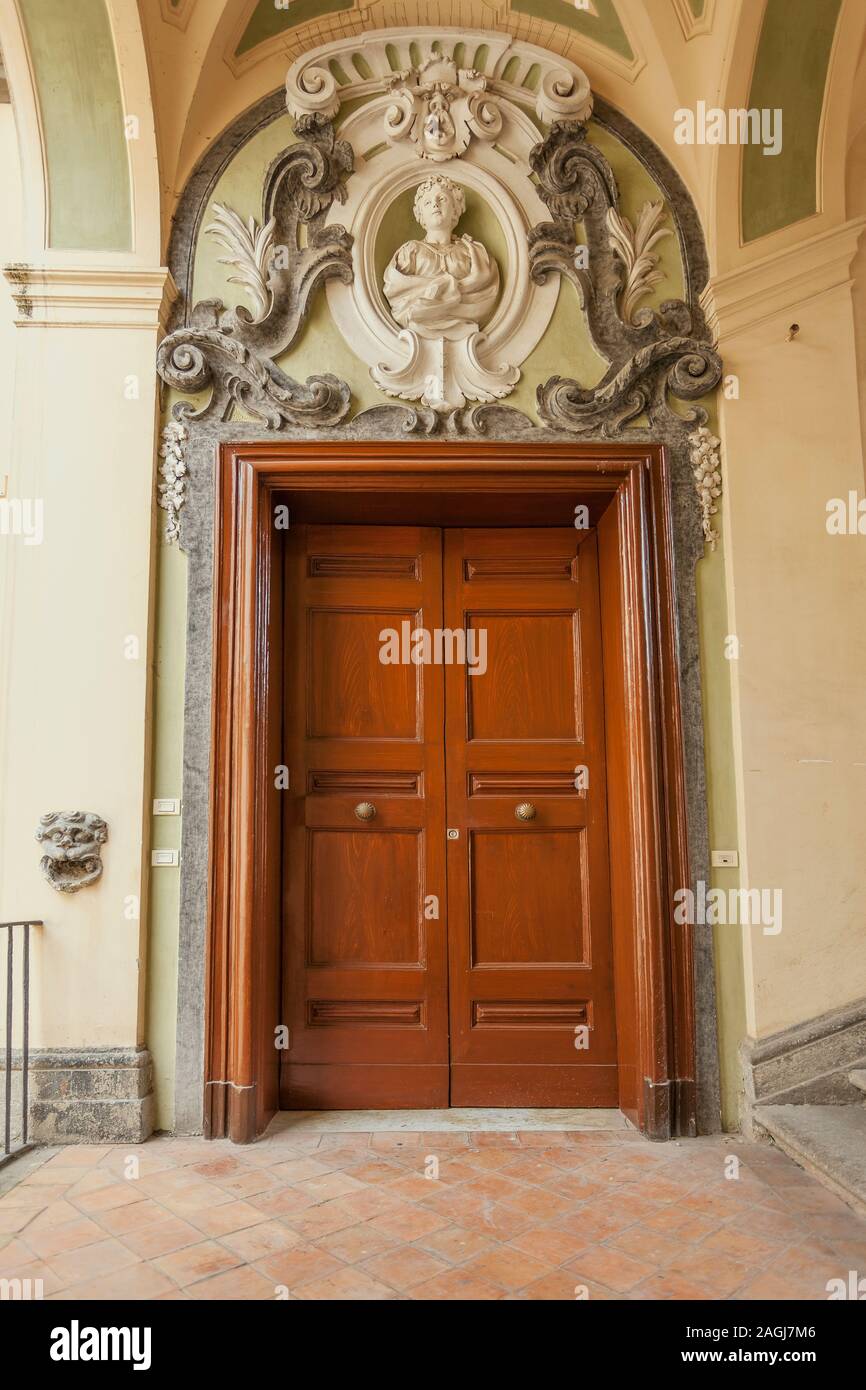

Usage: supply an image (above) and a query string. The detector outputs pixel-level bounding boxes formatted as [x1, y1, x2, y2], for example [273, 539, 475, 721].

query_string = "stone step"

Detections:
[753, 1104, 866, 1217]
[848, 1070, 866, 1097]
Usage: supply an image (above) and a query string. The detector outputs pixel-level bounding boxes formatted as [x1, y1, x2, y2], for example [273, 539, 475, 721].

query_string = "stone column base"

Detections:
[25, 1047, 155, 1144]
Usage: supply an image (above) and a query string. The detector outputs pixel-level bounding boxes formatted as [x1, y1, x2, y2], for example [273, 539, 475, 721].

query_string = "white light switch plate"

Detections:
[151, 849, 180, 867]
[153, 798, 181, 816]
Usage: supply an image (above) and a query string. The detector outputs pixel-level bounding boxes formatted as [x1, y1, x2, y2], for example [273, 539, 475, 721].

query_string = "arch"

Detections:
[712, 0, 866, 273]
[0, 0, 162, 264]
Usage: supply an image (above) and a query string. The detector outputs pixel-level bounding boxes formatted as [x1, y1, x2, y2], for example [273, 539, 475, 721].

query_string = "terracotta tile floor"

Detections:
[2, 1127, 865, 1300]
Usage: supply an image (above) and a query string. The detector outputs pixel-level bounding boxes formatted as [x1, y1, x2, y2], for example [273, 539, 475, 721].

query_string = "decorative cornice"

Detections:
[2, 266, 178, 330]
[285, 29, 594, 129]
[701, 217, 866, 341]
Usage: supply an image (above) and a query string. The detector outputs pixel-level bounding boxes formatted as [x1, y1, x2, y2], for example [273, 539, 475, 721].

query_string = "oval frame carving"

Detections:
[325, 97, 559, 386]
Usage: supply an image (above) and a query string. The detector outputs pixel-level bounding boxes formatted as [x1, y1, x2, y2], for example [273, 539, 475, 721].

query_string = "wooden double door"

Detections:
[282, 523, 617, 1109]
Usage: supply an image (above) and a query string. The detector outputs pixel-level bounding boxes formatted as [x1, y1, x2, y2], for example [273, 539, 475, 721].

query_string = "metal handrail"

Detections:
[0, 921, 42, 1166]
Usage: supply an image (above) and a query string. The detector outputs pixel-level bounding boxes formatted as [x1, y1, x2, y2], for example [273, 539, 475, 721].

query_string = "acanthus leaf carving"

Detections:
[606, 200, 672, 326]
[205, 205, 276, 325]
[157, 114, 354, 428]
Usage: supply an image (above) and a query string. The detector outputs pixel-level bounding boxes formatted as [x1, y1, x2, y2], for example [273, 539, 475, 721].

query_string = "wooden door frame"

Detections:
[206, 440, 696, 1142]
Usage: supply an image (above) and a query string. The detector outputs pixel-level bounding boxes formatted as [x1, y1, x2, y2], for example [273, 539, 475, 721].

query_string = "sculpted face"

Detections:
[36, 811, 108, 892]
[422, 90, 456, 152]
[414, 177, 463, 237]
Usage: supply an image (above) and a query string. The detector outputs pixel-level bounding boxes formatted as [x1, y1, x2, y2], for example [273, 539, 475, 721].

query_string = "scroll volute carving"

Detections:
[157, 115, 354, 429]
[528, 120, 722, 435]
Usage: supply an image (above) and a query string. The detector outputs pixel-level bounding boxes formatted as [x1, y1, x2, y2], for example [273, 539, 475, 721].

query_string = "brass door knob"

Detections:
[514, 802, 537, 822]
[354, 802, 376, 821]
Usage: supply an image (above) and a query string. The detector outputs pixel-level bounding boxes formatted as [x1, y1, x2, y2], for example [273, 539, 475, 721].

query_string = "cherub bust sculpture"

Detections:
[373, 175, 518, 413]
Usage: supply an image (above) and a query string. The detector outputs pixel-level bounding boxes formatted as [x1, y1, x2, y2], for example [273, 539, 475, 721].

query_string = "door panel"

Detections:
[444, 528, 618, 1106]
[281, 525, 449, 1108]
[282, 523, 618, 1110]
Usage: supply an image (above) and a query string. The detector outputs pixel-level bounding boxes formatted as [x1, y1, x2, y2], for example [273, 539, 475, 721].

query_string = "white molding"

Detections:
[701, 217, 866, 341]
[671, 0, 716, 43]
[0, 0, 48, 254]
[1, 266, 178, 329]
[106, 0, 164, 265]
[286, 28, 594, 128]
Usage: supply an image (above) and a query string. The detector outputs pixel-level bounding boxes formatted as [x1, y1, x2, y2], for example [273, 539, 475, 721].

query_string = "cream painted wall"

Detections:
[0, 311, 162, 1047]
[0, 0, 168, 1085]
[712, 260, 866, 1042]
[0, 105, 21, 475]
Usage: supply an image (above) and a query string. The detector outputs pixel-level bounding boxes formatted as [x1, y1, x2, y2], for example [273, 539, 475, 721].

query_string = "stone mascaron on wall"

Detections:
[156, 33, 722, 535]
[383, 52, 506, 162]
[35, 812, 108, 893]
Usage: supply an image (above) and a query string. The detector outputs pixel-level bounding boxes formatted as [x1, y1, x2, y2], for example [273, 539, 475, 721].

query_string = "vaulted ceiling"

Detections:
[2, 0, 864, 273]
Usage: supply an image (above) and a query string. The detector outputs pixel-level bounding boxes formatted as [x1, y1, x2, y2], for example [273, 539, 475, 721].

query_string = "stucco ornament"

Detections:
[36, 812, 108, 893]
[384, 54, 503, 161]
[528, 121, 723, 437]
[157, 421, 187, 543]
[157, 115, 354, 428]
[690, 426, 722, 549]
[606, 201, 672, 326]
[372, 175, 518, 412]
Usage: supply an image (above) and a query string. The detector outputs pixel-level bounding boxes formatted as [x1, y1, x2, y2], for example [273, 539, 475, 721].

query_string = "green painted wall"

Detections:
[150, 105, 743, 1130]
[19, 0, 132, 252]
[742, 0, 841, 243]
[235, 0, 352, 56]
[511, 0, 633, 60]
[145, 505, 187, 1132]
[695, 409, 745, 1127]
